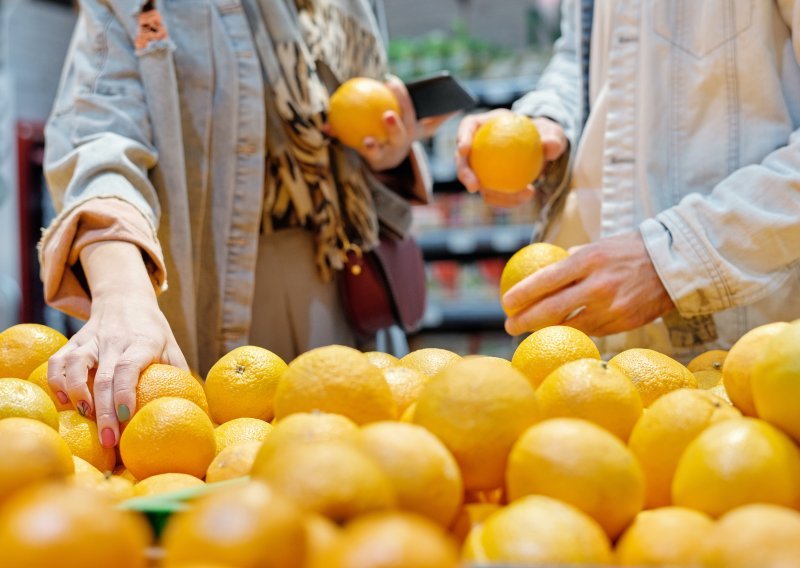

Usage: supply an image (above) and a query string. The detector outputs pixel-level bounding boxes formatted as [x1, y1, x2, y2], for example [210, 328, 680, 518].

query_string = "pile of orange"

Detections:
[1, 312, 800, 567]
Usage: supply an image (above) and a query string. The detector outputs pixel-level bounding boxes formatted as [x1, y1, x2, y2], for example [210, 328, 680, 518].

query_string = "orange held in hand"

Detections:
[469, 113, 543, 193]
[328, 77, 400, 149]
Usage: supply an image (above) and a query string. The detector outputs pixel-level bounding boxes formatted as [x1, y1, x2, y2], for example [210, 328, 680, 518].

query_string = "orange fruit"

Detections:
[359, 421, 463, 527]
[273, 345, 396, 424]
[0, 417, 73, 502]
[70, 458, 135, 502]
[134, 473, 205, 497]
[608, 348, 697, 406]
[256, 411, 359, 462]
[0, 323, 67, 379]
[135, 363, 209, 415]
[399, 348, 461, 378]
[0, 482, 150, 568]
[303, 513, 342, 568]
[162, 479, 305, 568]
[628, 388, 741, 509]
[687, 349, 728, 373]
[751, 321, 800, 443]
[469, 113, 543, 193]
[700, 504, 800, 568]
[27, 360, 76, 412]
[511, 325, 601, 388]
[672, 417, 800, 517]
[722, 322, 789, 416]
[536, 358, 642, 441]
[316, 512, 459, 568]
[506, 418, 645, 539]
[694, 369, 723, 389]
[412, 357, 539, 490]
[449, 503, 502, 545]
[708, 383, 733, 405]
[328, 77, 400, 149]
[252, 441, 395, 522]
[205, 441, 262, 483]
[58, 409, 116, 472]
[364, 351, 399, 369]
[0, 378, 59, 429]
[499, 243, 570, 304]
[615, 507, 714, 566]
[213, 417, 272, 455]
[463, 495, 612, 565]
[380, 365, 429, 415]
[120, 397, 215, 480]
[205, 346, 287, 424]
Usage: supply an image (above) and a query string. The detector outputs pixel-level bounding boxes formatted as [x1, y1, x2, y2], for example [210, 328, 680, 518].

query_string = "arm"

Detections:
[640, 1, 800, 318]
[43, 3, 183, 447]
[455, 0, 578, 207]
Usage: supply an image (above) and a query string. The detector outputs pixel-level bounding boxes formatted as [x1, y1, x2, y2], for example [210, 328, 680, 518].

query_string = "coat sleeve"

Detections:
[640, 1, 800, 317]
[40, 1, 166, 319]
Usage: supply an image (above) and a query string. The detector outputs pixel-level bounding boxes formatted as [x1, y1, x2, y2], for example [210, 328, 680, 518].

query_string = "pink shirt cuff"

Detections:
[38, 197, 166, 320]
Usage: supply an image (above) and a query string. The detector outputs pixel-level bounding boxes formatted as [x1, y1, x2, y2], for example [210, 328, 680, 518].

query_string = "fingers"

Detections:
[504, 282, 587, 336]
[93, 358, 119, 448]
[532, 117, 569, 162]
[382, 110, 408, 149]
[113, 341, 158, 424]
[455, 150, 480, 192]
[47, 342, 77, 408]
[64, 344, 98, 416]
[384, 75, 416, 131]
[456, 113, 483, 157]
[502, 256, 583, 314]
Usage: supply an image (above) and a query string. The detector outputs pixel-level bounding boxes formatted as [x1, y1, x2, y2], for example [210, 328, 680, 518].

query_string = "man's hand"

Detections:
[455, 110, 568, 208]
[502, 232, 675, 337]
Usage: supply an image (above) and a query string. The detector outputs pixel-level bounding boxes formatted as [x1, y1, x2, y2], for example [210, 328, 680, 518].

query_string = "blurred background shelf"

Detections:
[417, 224, 534, 261]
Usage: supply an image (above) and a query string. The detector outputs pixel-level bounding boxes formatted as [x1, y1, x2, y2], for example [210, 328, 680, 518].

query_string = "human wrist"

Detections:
[80, 241, 157, 303]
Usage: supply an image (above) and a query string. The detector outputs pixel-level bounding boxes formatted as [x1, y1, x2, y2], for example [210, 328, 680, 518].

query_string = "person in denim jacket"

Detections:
[40, 0, 444, 448]
[457, 0, 800, 360]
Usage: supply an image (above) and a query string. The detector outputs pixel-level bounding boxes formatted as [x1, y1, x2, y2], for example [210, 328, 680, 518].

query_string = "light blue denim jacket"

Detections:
[515, 0, 800, 353]
[41, 0, 422, 373]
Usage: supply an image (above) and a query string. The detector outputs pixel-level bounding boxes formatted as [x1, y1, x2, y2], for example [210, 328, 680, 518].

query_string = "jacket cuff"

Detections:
[39, 194, 166, 320]
[373, 142, 432, 205]
[512, 93, 578, 150]
[639, 210, 731, 317]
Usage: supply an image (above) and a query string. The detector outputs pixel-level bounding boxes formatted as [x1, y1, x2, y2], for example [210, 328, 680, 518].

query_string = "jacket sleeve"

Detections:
[512, 0, 581, 148]
[40, 1, 166, 319]
[640, 1, 800, 317]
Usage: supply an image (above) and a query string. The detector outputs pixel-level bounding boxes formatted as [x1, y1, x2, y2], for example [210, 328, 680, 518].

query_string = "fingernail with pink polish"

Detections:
[100, 428, 115, 448]
[56, 391, 69, 405]
[386, 114, 397, 126]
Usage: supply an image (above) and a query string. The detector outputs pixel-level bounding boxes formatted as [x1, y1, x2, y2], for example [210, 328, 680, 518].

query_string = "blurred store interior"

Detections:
[0, 0, 560, 357]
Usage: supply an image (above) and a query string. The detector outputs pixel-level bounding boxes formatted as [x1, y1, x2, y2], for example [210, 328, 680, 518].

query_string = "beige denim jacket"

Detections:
[41, 0, 429, 373]
[514, 0, 800, 356]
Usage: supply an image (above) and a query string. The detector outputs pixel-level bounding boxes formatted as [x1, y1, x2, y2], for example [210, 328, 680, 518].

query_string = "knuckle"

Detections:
[95, 409, 117, 423]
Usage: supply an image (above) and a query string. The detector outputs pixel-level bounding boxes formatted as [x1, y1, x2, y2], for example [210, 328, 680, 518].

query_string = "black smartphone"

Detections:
[406, 71, 478, 119]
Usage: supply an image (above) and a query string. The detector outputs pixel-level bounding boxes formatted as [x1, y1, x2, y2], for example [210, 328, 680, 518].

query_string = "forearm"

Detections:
[80, 241, 157, 304]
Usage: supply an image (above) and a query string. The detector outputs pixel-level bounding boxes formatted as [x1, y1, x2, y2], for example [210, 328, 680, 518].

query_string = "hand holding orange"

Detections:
[469, 113, 543, 193]
[328, 77, 400, 150]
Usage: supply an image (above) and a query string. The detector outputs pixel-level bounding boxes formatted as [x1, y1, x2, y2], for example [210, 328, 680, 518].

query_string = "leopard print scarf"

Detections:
[243, 0, 387, 281]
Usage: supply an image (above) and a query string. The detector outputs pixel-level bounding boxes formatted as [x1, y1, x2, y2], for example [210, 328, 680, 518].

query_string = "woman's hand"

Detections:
[455, 110, 568, 207]
[355, 75, 452, 172]
[47, 241, 186, 449]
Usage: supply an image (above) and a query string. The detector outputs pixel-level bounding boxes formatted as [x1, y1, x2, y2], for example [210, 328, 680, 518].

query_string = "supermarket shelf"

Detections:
[421, 298, 506, 331]
[417, 224, 534, 261]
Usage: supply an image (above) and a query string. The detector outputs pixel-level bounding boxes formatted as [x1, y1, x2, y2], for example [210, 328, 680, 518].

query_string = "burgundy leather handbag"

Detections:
[339, 235, 427, 339]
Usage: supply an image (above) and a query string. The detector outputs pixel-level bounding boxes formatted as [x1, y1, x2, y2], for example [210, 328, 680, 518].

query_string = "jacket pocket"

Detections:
[652, 0, 752, 59]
